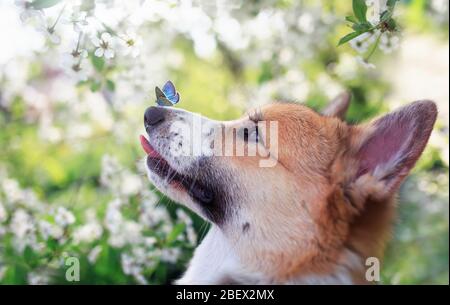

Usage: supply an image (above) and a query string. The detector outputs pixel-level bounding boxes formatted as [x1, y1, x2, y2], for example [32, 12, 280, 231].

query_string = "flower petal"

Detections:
[356, 56, 376, 69]
[94, 48, 104, 57]
[80, 50, 88, 58]
[104, 49, 115, 59]
[20, 11, 30, 22]
[101, 32, 112, 42]
[50, 34, 61, 45]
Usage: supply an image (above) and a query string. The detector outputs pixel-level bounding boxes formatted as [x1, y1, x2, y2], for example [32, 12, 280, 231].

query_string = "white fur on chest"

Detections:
[176, 226, 362, 285]
[176, 226, 264, 284]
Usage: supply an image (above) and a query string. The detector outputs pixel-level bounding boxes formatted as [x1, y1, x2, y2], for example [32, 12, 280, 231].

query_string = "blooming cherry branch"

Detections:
[339, 0, 401, 68]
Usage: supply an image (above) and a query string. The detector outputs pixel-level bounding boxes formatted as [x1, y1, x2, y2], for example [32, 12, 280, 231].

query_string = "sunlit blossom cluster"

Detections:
[9, 0, 341, 104]
[342, 0, 401, 69]
[0, 155, 197, 284]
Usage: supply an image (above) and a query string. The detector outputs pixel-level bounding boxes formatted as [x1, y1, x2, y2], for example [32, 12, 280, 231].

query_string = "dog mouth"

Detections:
[140, 135, 214, 205]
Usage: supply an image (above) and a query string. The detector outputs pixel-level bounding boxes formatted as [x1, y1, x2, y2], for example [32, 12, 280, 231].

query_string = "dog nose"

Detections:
[144, 106, 166, 128]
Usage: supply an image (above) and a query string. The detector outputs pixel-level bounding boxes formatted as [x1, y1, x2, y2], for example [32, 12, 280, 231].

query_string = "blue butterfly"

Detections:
[155, 80, 180, 106]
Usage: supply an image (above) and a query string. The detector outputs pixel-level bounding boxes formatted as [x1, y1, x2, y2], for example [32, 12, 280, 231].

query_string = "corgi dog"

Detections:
[140, 93, 437, 284]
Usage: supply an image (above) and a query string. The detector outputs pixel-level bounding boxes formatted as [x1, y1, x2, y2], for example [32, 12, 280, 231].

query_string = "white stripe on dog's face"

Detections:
[164, 108, 219, 170]
[146, 107, 217, 171]
[143, 106, 236, 224]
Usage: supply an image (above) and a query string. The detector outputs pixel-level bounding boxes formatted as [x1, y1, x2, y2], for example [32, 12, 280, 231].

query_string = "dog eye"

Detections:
[243, 126, 259, 143]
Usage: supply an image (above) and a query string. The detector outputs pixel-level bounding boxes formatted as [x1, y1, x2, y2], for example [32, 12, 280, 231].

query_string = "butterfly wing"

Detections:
[169, 92, 180, 104]
[162, 81, 180, 104]
[155, 86, 165, 99]
[155, 86, 172, 106]
[162, 81, 176, 98]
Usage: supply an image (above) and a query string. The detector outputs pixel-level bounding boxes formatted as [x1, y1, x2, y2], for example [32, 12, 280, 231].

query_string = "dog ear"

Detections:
[322, 91, 351, 119]
[349, 100, 437, 199]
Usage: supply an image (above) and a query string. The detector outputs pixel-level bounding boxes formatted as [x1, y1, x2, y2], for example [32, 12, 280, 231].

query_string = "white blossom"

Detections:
[143, 236, 157, 247]
[67, 60, 89, 82]
[10, 209, 34, 239]
[64, 9, 88, 33]
[160, 248, 181, 263]
[54, 207, 75, 227]
[0, 201, 7, 223]
[88, 245, 102, 264]
[120, 246, 158, 284]
[366, 0, 389, 24]
[121, 30, 142, 58]
[176, 209, 193, 226]
[186, 226, 197, 245]
[73, 221, 103, 244]
[121, 253, 141, 276]
[28, 271, 50, 285]
[120, 172, 142, 196]
[139, 204, 170, 227]
[379, 34, 400, 54]
[2, 178, 24, 204]
[108, 221, 142, 248]
[38, 220, 63, 240]
[36, 23, 61, 45]
[350, 32, 377, 54]
[15, 0, 44, 23]
[356, 56, 376, 69]
[100, 155, 121, 188]
[61, 50, 89, 82]
[297, 13, 315, 34]
[92, 32, 115, 59]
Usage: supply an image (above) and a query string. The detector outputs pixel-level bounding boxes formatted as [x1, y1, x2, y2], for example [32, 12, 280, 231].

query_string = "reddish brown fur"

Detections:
[213, 100, 436, 283]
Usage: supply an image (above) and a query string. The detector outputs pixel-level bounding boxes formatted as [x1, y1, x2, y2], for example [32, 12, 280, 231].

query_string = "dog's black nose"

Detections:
[144, 106, 166, 128]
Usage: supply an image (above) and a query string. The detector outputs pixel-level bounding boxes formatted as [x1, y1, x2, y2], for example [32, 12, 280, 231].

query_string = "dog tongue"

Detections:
[140, 135, 160, 158]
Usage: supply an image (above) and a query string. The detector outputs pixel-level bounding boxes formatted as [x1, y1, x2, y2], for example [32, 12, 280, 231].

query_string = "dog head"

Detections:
[141, 94, 437, 281]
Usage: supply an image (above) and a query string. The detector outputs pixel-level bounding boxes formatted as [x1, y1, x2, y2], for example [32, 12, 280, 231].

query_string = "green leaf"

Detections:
[380, 10, 393, 22]
[46, 238, 58, 251]
[80, 0, 96, 12]
[345, 16, 358, 24]
[338, 31, 364, 46]
[91, 55, 105, 72]
[23, 246, 35, 265]
[106, 80, 116, 92]
[386, 18, 397, 31]
[30, 0, 62, 9]
[166, 223, 186, 244]
[352, 22, 371, 32]
[387, 0, 399, 9]
[352, 0, 368, 23]
[154, 264, 167, 283]
[90, 80, 102, 92]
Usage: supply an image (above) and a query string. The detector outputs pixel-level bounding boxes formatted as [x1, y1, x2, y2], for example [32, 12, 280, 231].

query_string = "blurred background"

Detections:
[0, 0, 448, 284]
